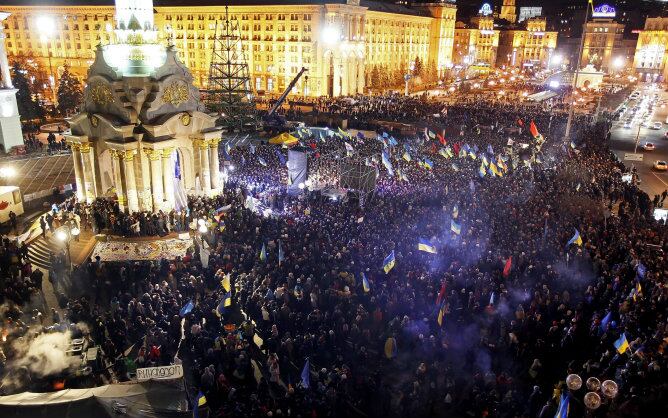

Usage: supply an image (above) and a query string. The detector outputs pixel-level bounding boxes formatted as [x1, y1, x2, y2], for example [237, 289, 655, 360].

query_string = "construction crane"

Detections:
[263, 67, 308, 133]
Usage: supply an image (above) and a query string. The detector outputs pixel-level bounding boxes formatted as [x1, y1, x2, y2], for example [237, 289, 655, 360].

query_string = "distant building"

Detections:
[499, 0, 517, 24]
[0, 0, 458, 98]
[497, 17, 558, 70]
[453, 15, 499, 70]
[518, 7, 542, 23]
[633, 16, 668, 82]
[581, 12, 626, 72]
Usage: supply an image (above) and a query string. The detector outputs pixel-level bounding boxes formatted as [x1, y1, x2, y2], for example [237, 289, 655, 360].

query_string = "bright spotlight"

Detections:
[36, 15, 56, 39]
[298, 182, 305, 190]
[322, 25, 341, 45]
[56, 230, 67, 242]
[613, 56, 624, 69]
[228, 165, 235, 172]
[197, 219, 205, 226]
[0, 167, 16, 178]
[549, 80, 560, 89]
[198, 224, 208, 233]
[550, 54, 563, 66]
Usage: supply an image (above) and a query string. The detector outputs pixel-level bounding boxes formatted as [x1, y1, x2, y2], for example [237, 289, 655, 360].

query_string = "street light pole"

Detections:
[634, 123, 642, 154]
[564, 0, 591, 142]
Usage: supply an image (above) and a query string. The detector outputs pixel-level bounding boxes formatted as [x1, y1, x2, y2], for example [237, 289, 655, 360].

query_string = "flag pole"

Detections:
[564, 0, 591, 142]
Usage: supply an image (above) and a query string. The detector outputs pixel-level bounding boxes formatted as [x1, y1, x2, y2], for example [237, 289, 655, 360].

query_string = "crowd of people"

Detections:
[1, 91, 667, 418]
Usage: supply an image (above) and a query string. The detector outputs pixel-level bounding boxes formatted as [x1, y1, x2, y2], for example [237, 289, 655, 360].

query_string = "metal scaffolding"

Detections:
[204, 6, 258, 132]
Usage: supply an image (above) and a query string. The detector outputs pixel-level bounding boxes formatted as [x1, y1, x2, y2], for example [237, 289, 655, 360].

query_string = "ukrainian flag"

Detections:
[259, 243, 267, 261]
[383, 250, 396, 273]
[482, 155, 489, 167]
[423, 158, 434, 170]
[614, 333, 630, 354]
[362, 272, 371, 293]
[418, 238, 437, 254]
[451, 220, 461, 235]
[554, 393, 570, 418]
[402, 151, 412, 162]
[566, 229, 583, 247]
[215, 291, 233, 317]
[479, 163, 486, 177]
[439, 148, 449, 159]
[437, 301, 446, 326]
[221, 273, 231, 292]
[194, 391, 207, 418]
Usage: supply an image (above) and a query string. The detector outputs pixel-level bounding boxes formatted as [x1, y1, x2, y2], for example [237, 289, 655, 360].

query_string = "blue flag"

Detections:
[193, 391, 207, 418]
[487, 144, 494, 155]
[258, 156, 267, 167]
[636, 263, 646, 280]
[554, 393, 570, 418]
[179, 300, 194, 317]
[249, 143, 256, 154]
[300, 358, 310, 389]
[381, 149, 394, 176]
[278, 240, 285, 265]
[599, 311, 612, 333]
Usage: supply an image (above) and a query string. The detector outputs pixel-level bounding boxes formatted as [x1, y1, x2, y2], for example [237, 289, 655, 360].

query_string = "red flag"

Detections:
[437, 133, 446, 146]
[503, 256, 512, 278]
[517, 118, 524, 127]
[529, 120, 539, 138]
[436, 282, 447, 306]
[309, 142, 317, 150]
[453, 142, 461, 156]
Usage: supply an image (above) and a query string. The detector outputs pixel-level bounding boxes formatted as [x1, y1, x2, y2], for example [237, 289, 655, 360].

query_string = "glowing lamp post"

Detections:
[0, 166, 16, 186]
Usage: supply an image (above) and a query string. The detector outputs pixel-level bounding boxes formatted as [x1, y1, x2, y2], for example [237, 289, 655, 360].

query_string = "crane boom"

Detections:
[267, 67, 308, 117]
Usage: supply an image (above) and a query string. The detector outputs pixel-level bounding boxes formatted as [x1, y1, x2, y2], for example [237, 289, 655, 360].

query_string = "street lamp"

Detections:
[36, 15, 57, 104]
[613, 56, 625, 72]
[56, 223, 78, 272]
[0, 166, 16, 186]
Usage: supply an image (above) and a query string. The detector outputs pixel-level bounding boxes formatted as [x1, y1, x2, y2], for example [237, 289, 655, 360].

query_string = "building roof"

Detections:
[2, 0, 428, 16]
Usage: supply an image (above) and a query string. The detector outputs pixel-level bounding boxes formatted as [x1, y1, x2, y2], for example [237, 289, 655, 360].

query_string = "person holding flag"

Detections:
[259, 243, 267, 262]
[614, 333, 630, 354]
[362, 272, 371, 293]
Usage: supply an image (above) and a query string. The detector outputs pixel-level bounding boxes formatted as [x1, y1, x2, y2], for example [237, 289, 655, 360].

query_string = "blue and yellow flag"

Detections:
[418, 238, 437, 254]
[566, 229, 583, 247]
[402, 151, 412, 162]
[221, 273, 231, 292]
[479, 163, 487, 178]
[437, 301, 446, 327]
[614, 333, 630, 354]
[362, 272, 371, 293]
[423, 158, 434, 170]
[383, 250, 396, 273]
[554, 393, 570, 418]
[451, 220, 461, 235]
[260, 243, 267, 262]
[439, 148, 449, 159]
[194, 391, 207, 418]
[215, 291, 232, 317]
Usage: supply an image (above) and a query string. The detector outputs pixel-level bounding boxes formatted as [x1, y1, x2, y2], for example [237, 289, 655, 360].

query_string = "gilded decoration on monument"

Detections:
[162, 81, 189, 106]
[90, 82, 114, 105]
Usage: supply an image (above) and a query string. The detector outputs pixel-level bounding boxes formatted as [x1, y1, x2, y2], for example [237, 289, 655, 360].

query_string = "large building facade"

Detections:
[496, 17, 557, 70]
[1, 0, 456, 98]
[633, 17, 668, 82]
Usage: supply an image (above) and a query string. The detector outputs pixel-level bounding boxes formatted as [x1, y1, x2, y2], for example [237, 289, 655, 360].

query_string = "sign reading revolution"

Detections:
[136, 364, 184, 382]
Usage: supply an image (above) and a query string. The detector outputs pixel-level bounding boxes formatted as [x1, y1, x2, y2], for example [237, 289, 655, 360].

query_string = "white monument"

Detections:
[66, 0, 222, 213]
[0, 12, 23, 153]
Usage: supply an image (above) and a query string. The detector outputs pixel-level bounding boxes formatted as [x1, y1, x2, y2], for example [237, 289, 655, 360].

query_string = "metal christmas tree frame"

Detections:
[205, 6, 258, 132]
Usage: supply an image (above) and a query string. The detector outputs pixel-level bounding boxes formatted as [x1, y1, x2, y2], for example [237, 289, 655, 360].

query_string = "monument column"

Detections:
[70, 143, 86, 202]
[80, 142, 97, 204]
[122, 150, 139, 213]
[162, 147, 175, 209]
[198, 139, 211, 193]
[110, 150, 126, 212]
[333, 58, 342, 97]
[209, 138, 221, 190]
[146, 149, 164, 212]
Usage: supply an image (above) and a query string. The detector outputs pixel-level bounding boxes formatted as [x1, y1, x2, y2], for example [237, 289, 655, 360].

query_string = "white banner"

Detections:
[136, 364, 184, 382]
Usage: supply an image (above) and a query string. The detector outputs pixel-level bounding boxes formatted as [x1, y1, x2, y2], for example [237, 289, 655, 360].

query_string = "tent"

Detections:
[268, 132, 299, 146]
[0, 381, 190, 418]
